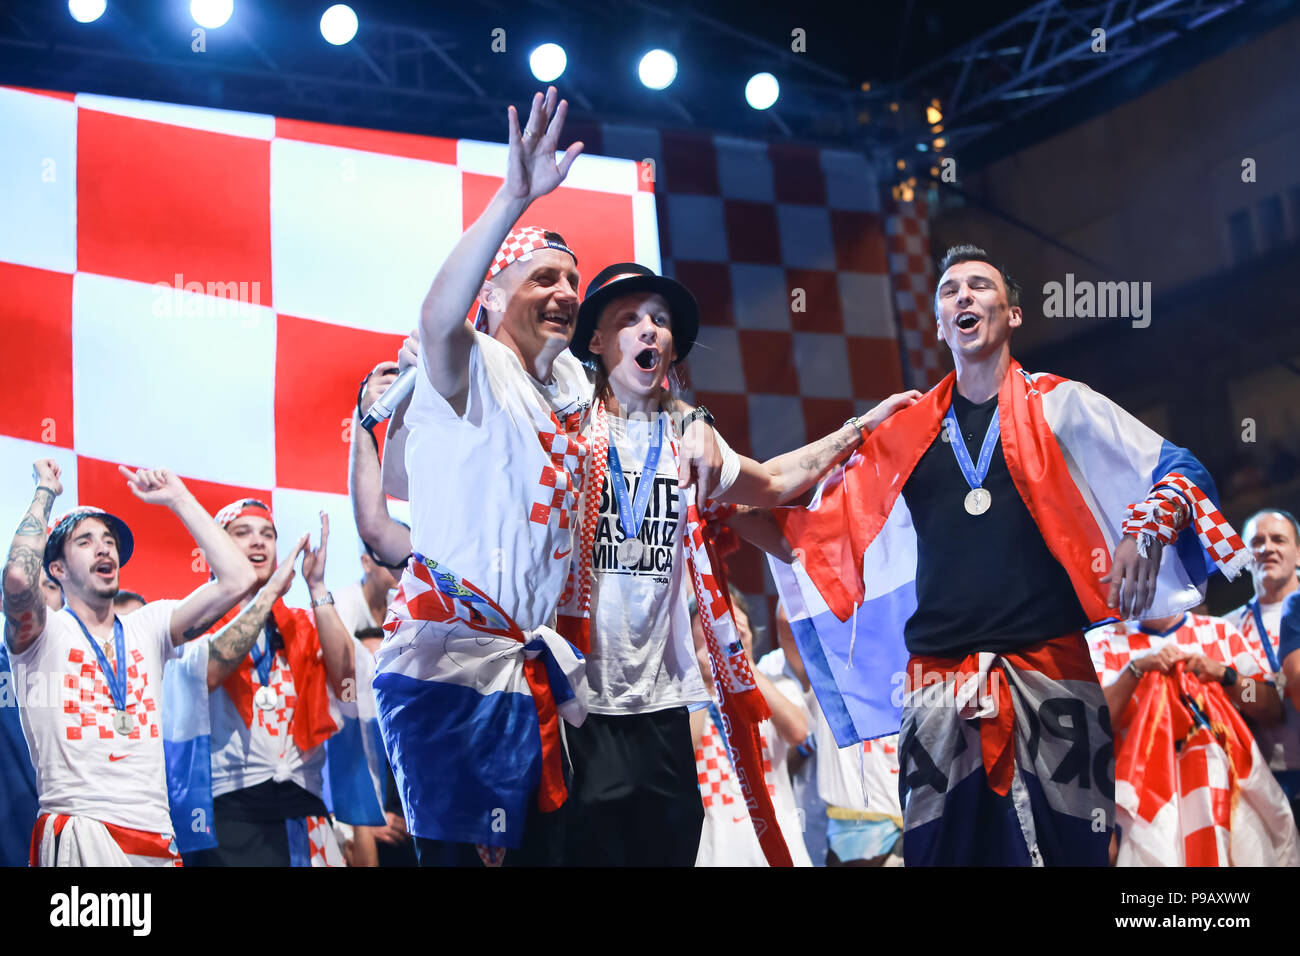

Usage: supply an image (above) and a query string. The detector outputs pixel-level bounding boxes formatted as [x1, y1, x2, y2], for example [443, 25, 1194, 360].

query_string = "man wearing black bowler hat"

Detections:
[558, 263, 919, 865]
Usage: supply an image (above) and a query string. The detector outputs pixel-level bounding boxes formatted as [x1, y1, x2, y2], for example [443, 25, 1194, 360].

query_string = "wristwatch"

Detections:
[1126, 659, 1143, 680]
[310, 591, 335, 609]
[842, 413, 868, 434]
[1220, 665, 1238, 687]
[680, 406, 715, 434]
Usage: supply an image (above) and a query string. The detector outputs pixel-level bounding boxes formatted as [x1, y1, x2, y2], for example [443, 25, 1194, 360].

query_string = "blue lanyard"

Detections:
[1248, 599, 1282, 673]
[608, 417, 664, 543]
[944, 403, 1001, 491]
[706, 702, 737, 770]
[248, 622, 276, 687]
[65, 608, 127, 711]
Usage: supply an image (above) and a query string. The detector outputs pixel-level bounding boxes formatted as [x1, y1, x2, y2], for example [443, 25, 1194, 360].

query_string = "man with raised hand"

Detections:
[371, 87, 595, 868]
[4, 459, 255, 865]
[181, 500, 355, 867]
[768, 244, 1251, 867]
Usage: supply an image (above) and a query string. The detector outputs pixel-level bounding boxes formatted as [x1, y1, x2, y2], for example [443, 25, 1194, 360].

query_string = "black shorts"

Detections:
[414, 796, 566, 867]
[184, 780, 329, 867]
[562, 707, 704, 866]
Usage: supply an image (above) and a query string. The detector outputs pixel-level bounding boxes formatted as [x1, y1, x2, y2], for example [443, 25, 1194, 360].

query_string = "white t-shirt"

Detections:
[404, 333, 594, 631]
[809, 691, 902, 820]
[694, 688, 814, 867]
[11, 601, 181, 834]
[586, 411, 708, 715]
[207, 628, 334, 800]
[1229, 600, 1300, 772]
[333, 580, 382, 638]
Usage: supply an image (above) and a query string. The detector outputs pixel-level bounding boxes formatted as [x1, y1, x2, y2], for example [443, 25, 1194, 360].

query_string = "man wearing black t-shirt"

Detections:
[769, 244, 1249, 866]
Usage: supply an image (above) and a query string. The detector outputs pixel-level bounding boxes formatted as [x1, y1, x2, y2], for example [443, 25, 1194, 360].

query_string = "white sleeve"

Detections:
[712, 428, 742, 496]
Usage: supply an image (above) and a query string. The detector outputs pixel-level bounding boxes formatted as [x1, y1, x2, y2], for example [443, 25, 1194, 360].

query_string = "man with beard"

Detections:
[4, 460, 255, 865]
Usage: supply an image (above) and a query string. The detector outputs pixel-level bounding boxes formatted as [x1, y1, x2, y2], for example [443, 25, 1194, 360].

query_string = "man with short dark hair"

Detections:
[1227, 509, 1300, 810]
[4, 460, 255, 865]
[769, 244, 1251, 866]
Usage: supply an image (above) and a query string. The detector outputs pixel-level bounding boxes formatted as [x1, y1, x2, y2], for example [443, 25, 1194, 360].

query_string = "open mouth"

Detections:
[634, 348, 659, 371]
[249, 554, 269, 566]
[94, 560, 116, 578]
[955, 311, 980, 331]
[540, 311, 571, 331]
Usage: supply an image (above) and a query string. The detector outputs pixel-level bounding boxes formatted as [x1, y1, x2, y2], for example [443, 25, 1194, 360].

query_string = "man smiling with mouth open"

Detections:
[559, 262, 919, 866]
[771, 243, 1252, 866]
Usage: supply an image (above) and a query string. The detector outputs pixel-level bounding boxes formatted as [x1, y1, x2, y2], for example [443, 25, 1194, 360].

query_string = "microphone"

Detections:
[361, 365, 418, 430]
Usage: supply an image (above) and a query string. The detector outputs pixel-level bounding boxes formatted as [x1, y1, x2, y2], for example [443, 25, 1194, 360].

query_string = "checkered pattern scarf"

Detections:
[1122, 472, 1249, 577]
[556, 400, 793, 867]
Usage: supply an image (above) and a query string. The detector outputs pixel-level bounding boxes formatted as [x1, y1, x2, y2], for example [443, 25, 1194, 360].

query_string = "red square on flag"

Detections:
[0, 262, 73, 445]
[738, 330, 798, 396]
[274, 314, 405, 495]
[76, 455, 270, 602]
[77, 109, 272, 298]
[461, 173, 635, 281]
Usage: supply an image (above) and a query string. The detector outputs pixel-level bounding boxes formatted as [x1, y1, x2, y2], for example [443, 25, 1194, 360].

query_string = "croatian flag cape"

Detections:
[162, 605, 387, 855]
[769, 361, 1249, 748]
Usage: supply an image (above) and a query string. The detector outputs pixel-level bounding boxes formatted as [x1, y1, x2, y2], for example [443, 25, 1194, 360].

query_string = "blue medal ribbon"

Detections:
[249, 621, 277, 687]
[607, 416, 664, 547]
[1249, 599, 1282, 673]
[66, 608, 127, 713]
[944, 403, 1001, 493]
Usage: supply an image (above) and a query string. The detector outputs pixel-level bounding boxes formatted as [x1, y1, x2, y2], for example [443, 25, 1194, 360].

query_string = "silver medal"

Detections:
[254, 684, 277, 711]
[113, 709, 133, 736]
[616, 538, 645, 567]
[964, 488, 992, 516]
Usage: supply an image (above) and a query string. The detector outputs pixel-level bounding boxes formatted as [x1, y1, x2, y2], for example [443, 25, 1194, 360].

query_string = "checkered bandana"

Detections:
[487, 226, 576, 280]
[1122, 471, 1249, 578]
[215, 498, 275, 532]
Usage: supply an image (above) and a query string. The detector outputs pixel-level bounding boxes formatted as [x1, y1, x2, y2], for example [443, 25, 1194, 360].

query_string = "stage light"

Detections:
[68, 0, 106, 23]
[932, 137, 946, 150]
[320, 4, 357, 45]
[926, 105, 942, 125]
[745, 72, 779, 110]
[530, 43, 567, 82]
[191, 0, 232, 29]
[638, 49, 677, 90]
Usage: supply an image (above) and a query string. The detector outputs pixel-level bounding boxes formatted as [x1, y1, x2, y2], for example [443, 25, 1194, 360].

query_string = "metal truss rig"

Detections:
[0, 0, 875, 148]
[888, 0, 1248, 157]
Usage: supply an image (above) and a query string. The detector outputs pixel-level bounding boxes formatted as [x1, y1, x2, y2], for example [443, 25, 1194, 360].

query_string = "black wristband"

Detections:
[680, 405, 714, 435]
[356, 374, 378, 438]
[1221, 665, 1238, 687]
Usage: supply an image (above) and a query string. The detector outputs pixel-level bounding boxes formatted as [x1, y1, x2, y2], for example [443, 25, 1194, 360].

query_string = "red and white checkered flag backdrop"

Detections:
[563, 120, 916, 628]
[0, 85, 654, 608]
[2, 87, 923, 629]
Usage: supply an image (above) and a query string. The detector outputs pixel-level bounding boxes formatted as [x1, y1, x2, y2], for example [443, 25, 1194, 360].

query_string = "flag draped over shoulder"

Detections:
[768, 361, 1248, 748]
[162, 638, 215, 854]
[1116, 663, 1299, 866]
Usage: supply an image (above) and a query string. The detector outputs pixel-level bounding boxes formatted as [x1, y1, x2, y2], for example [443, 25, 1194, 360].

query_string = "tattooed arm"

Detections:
[207, 533, 308, 690]
[715, 390, 923, 508]
[3, 460, 62, 655]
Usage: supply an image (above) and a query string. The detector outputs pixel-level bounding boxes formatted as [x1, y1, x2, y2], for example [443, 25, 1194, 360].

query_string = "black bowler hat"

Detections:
[44, 507, 135, 577]
[570, 263, 700, 365]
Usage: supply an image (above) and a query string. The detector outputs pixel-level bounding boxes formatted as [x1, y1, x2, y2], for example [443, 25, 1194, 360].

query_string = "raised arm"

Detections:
[419, 86, 582, 411]
[3, 460, 62, 655]
[716, 390, 922, 508]
[300, 512, 356, 701]
[118, 467, 258, 645]
[351, 357, 413, 565]
[207, 533, 308, 690]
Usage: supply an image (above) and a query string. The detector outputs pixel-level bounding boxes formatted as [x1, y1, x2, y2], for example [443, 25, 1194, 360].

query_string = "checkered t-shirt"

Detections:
[10, 601, 181, 835]
[403, 332, 595, 631]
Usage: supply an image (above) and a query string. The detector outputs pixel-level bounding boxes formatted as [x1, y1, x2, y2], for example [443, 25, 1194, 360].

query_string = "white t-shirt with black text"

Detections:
[585, 411, 709, 715]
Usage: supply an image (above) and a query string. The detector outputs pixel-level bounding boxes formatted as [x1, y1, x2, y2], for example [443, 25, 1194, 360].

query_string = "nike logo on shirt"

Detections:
[553, 547, 572, 560]
[109, 754, 129, 762]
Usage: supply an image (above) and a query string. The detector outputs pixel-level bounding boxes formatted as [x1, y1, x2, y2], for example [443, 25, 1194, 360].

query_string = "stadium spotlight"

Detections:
[190, 0, 232, 29]
[529, 43, 567, 83]
[320, 4, 358, 45]
[68, 0, 106, 23]
[745, 72, 779, 110]
[638, 49, 678, 90]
